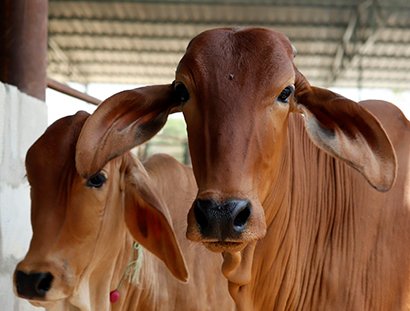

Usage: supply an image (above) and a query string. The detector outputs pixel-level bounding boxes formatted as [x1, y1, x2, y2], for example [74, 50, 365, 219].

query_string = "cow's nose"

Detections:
[15, 270, 54, 299]
[193, 198, 251, 240]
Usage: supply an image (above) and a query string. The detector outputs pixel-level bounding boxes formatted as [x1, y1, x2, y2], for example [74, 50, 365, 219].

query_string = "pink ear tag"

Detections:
[110, 242, 141, 304]
[110, 290, 120, 303]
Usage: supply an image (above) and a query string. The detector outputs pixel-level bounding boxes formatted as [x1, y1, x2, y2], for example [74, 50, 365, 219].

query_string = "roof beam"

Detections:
[328, 7, 360, 83]
[48, 32, 343, 45]
[48, 60, 410, 72]
[49, 0, 356, 8]
[49, 0, 410, 10]
[51, 47, 410, 60]
[48, 16, 348, 29]
[326, 0, 391, 85]
[48, 37, 88, 83]
[327, 0, 371, 84]
[53, 72, 410, 83]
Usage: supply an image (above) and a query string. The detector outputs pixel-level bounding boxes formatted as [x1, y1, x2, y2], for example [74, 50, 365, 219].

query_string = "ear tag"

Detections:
[110, 290, 120, 303]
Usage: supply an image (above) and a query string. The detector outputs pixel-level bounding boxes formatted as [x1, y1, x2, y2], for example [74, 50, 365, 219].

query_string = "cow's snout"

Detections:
[193, 198, 251, 240]
[15, 270, 54, 299]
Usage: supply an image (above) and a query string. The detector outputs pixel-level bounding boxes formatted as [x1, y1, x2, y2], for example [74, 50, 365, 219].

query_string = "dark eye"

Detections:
[174, 82, 190, 103]
[86, 172, 107, 188]
[277, 85, 294, 103]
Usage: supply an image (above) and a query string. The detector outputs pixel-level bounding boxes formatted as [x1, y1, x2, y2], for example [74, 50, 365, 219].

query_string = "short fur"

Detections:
[14, 112, 234, 311]
[75, 28, 410, 310]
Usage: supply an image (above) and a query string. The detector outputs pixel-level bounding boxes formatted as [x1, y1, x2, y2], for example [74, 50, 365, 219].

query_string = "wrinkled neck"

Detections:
[220, 121, 293, 309]
[254, 118, 291, 227]
[224, 114, 376, 310]
[67, 182, 134, 311]
[68, 230, 133, 311]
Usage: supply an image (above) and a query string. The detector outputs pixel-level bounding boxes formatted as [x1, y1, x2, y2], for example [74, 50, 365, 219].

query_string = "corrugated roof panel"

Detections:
[47, 0, 410, 89]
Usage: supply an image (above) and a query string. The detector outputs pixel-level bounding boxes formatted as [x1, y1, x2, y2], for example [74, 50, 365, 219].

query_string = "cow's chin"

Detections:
[18, 286, 72, 307]
[203, 241, 247, 253]
[28, 298, 62, 308]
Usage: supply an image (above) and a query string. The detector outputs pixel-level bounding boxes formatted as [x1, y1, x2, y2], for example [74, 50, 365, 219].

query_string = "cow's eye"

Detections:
[86, 172, 107, 188]
[174, 82, 190, 103]
[277, 85, 295, 104]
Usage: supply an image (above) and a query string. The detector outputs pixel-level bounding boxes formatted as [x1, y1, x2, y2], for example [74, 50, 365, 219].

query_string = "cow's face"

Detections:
[175, 28, 297, 252]
[72, 27, 395, 255]
[13, 113, 125, 306]
[15, 113, 190, 306]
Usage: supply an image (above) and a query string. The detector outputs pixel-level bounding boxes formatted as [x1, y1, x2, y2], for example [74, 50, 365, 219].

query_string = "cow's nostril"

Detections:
[36, 272, 53, 294]
[194, 200, 209, 231]
[192, 198, 251, 239]
[15, 270, 54, 298]
[233, 202, 251, 231]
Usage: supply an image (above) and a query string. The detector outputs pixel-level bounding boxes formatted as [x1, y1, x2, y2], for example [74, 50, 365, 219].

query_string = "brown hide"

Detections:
[14, 112, 234, 311]
[75, 28, 410, 310]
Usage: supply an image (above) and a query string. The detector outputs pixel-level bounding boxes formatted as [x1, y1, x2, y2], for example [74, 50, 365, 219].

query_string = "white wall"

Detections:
[0, 82, 47, 310]
[331, 87, 410, 120]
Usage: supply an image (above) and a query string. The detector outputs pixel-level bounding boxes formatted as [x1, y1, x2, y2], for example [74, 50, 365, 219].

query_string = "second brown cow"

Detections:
[14, 111, 234, 311]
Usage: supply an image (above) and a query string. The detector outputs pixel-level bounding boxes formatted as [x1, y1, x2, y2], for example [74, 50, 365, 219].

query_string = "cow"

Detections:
[75, 28, 410, 310]
[14, 111, 234, 311]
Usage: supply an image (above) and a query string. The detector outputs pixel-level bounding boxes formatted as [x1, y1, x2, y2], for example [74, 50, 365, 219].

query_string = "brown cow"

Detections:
[14, 112, 234, 311]
[75, 28, 410, 310]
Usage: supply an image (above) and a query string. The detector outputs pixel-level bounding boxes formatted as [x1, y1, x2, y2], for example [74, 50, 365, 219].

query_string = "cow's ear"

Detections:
[294, 71, 397, 192]
[76, 84, 180, 178]
[123, 160, 189, 283]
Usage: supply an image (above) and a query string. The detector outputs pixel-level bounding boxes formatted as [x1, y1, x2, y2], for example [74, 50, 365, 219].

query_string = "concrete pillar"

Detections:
[0, 0, 48, 100]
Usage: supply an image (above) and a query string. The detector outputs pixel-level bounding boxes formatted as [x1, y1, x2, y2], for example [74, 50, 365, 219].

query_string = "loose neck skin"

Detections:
[63, 159, 191, 311]
[222, 114, 293, 311]
[66, 215, 169, 311]
[238, 115, 318, 311]
[67, 220, 134, 311]
[62, 162, 137, 311]
[222, 114, 394, 310]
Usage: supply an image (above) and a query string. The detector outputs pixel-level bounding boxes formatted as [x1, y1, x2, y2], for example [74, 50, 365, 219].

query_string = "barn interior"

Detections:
[1, 0, 409, 309]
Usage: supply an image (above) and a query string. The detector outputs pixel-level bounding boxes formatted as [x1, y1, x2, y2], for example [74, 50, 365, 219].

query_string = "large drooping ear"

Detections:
[294, 70, 397, 192]
[76, 84, 179, 178]
[122, 157, 189, 282]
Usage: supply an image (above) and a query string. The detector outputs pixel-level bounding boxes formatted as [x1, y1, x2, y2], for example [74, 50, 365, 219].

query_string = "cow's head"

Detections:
[75, 27, 396, 255]
[14, 112, 187, 308]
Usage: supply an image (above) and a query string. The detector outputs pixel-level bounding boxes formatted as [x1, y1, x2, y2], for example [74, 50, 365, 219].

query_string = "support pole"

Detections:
[47, 78, 101, 106]
[0, 0, 48, 100]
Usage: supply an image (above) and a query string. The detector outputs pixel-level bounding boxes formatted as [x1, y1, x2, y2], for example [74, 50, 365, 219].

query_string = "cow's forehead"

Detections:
[177, 28, 295, 91]
[26, 113, 88, 182]
[183, 28, 293, 63]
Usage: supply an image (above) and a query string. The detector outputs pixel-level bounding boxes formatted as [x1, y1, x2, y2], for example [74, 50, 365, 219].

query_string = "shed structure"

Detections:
[48, 0, 410, 89]
[1, 1, 409, 309]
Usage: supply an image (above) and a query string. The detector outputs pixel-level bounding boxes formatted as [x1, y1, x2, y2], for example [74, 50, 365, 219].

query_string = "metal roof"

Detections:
[48, 0, 410, 89]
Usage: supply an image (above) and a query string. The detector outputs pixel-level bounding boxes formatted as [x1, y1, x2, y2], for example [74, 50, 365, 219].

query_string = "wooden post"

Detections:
[0, 0, 48, 100]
